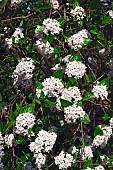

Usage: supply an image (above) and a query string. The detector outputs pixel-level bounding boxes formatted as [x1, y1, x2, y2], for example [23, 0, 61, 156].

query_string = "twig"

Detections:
[2, 12, 36, 23]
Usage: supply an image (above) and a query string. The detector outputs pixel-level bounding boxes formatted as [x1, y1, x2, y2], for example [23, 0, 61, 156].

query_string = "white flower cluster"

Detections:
[43, 18, 62, 35]
[50, 0, 59, 9]
[11, 0, 22, 6]
[54, 151, 74, 169]
[0, 132, 4, 170]
[42, 76, 64, 97]
[80, 146, 93, 160]
[67, 29, 90, 51]
[29, 130, 57, 153]
[99, 125, 112, 141]
[5, 28, 24, 48]
[108, 10, 113, 19]
[72, 146, 79, 154]
[51, 64, 62, 71]
[92, 84, 108, 100]
[61, 54, 72, 63]
[64, 104, 86, 123]
[85, 168, 94, 170]
[15, 112, 35, 136]
[93, 125, 112, 148]
[36, 39, 54, 55]
[12, 58, 35, 88]
[93, 135, 105, 148]
[60, 86, 82, 103]
[36, 88, 42, 98]
[70, 6, 86, 20]
[95, 165, 105, 170]
[65, 60, 86, 79]
[35, 25, 43, 34]
[85, 165, 105, 170]
[29, 130, 57, 168]
[34, 153, 46, 169]
[4, 134, 14, 148]
[56, 85, 82, 111]
[110, 118, 113, 128]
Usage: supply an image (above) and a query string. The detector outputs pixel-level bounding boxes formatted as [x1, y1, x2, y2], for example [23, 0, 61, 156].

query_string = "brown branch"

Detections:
[2, 12, 36, 23]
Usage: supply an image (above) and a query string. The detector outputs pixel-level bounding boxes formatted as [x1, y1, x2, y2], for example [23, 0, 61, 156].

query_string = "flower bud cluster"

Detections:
[43, 18, 62, 35]
[15, 112, 35, 136]
[54, 151, 74, 169]
[5, 28, 24, 48]
[12, 58, 35, 88]
[70, 6, 86, 20]
[67, 29, 90, 51]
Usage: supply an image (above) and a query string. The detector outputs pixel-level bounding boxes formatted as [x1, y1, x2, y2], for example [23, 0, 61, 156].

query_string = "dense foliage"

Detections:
[0, 0, 113, 169]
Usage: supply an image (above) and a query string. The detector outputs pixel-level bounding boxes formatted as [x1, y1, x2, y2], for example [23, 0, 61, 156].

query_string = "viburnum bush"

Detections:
[0, 0, 113, 169]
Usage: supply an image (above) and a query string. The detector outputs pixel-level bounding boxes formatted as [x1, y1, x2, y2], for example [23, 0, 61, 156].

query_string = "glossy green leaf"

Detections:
[45, 34, 54, 43]
[99, 77, 109, 89]
[53, 70, 63, 79]
[94, 126, 103, 137]
[102, 114, 110, 120]
[82, 113, 91, 124]
[97, 34, 104, 40]
[84, 38, 93, 46]
[73, 0, 80, 9]
[19, 36, 28, 46]
[17, 136, 26, 144]
[83, 92, 95, 101]
[57, 18, 67, 26]
[60, 99, 73, 108]
[70, 54, 82, 61]
[54, 47, 63, 54]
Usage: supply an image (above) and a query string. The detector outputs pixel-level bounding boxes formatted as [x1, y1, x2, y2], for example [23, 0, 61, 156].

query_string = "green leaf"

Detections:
[16, 103, 22, 111]
[76, 101, 82, 107]
[41, 5, 51, 9]
[69, 77, 78, 87]
[82, 113, 91, 124]
[36, 82, 43, 89]
[57, 18, 67, 26]
[62, 34, 69, 40]
[85, 74, 91, 83]
[0, 0, 8, 8]
[90, 28, 99, 35]
[73, 0, 80, 9]
[10, 112, 18, 124]
[99, 77, 109, 89]
[53, 70, 63, 79]
[70, 54, 82, 61]
[102, 114, 110, 121]
[83, 92, 95, 101]
[112, 2, 113, 10]
[45, 99, 56, 107]
[19, 36, 28, 46]
[60, 99, 73, 108]
[17, 136, 26, 144]
[83, 159, 93, 169]
[54, 47, 63, 54]
[97, 34, 104, 40]
[34, 8, 41, 13]
[21, 104, 35, 113]
[84, 38, 93, 46]
[77, 20, 83, 26]
[0, 94, 2, 102]
[102, 15, 112, 24]
[45, 34, 54, 43]
[94, 126, 103, 137]
[19, 19, 26, 28]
